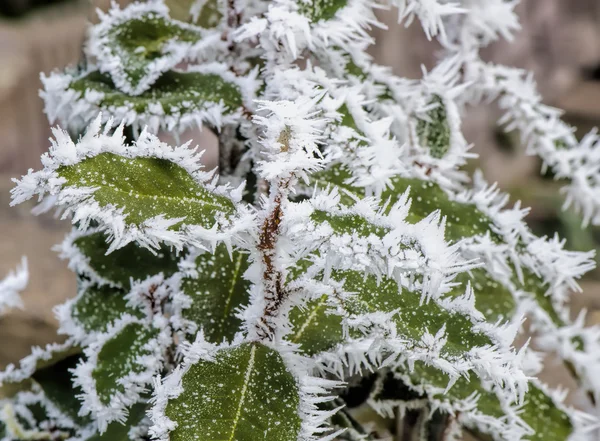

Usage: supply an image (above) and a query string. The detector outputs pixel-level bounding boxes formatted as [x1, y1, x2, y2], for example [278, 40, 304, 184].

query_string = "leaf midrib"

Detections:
[228, 344, 256, 441]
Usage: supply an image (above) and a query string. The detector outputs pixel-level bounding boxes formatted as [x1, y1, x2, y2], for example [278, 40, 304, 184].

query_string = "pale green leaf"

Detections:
[417, 95, 451, 159]
[92, 322, 160, 405]
[93, 8, 203, 94]
[298, 0, 348, 21]
[58, 152, 236, 230]
[68, 70, 243, 122]
[70, 284, 144, 335]
[179, 244, 250, 343]
[164, 342, 302, 441]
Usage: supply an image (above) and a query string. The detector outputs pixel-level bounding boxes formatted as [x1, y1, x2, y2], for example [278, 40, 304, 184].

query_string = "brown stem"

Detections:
[255, 180, 291, 339]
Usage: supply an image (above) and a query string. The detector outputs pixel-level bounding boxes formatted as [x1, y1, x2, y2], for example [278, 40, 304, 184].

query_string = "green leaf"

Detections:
[450, 269, 517, 323]
[288, 295, 345, 355]
[192, 0, 223, 28]
[84, 403, 148, 441]
[163, 342, 302, 441]
[298, 0, 348, 21]
[287, 268, 493, 360]
[417, 95, 451, 159]
[58, 152, 236, 231]
[32, 354, 90, 426]
[390, 363, 574, 441]
[72, 231, 180, 288]
[179, 244, 250, 343]
[339, 270, 493, 357]
[311, 165, 498, 242]
[93, 7, 203, 94]
[0, 343, 82, 398]
[91, 322, 160, 405]
[69, 70, 243, 123]
[0, 351, 88, 439]
[70, 284, 144, 335]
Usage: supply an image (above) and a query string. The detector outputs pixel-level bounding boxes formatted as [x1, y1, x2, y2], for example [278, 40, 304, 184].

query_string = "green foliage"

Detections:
[164, 343, 302, 441]
[73, 232, 180, 288]
[91, 322, 159, 404]
[416, 96, 452, 159]
[70, 284, 143, 334]
[69, 70, 243, 122]
[58, 152, 236, 229]
[179, 245, 251, 343]
[95, 10, 202, 93]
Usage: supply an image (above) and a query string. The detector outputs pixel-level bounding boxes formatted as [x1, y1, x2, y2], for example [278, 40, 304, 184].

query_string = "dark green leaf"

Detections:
[73, 232, 180, 288]
[92, 322, 160, 404]
[164, 342, 302, 441]
[179, 244, 250, 343]
[70, 284, 144, 335]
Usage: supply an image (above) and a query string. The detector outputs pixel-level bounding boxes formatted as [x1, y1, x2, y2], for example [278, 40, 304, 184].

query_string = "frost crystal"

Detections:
[3, 1, 600, 440]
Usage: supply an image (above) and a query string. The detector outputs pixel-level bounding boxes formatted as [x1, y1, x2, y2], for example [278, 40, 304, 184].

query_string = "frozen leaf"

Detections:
[416, 95, 451, 159]
[151, 342, 303, 441]
[41, 65, 251, 135]
[11, 121, 252, 252]
[62, 230, 180, 289]
[176, 244, 251, 343]
[89, 2, 207, 95]
[63, 283, 145, 337]
[379, 363, 576, 441]
[73, 317, 170, 431]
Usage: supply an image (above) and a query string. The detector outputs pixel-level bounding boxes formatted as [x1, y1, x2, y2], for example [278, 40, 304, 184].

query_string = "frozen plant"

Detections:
[2, 0, 600, 440]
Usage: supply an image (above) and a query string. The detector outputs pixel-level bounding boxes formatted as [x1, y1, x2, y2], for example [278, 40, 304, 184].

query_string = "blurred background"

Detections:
[1, 0, 600, 409]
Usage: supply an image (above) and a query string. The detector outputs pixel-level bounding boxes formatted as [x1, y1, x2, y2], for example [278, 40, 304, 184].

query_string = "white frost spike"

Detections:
[254, 94, 328, 181]
[0, 257, 28, 316]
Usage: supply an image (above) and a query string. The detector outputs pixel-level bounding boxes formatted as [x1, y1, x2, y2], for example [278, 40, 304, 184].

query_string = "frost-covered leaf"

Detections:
[58, 282, 144, 339]
[150, 339, 335, 441]
[416, 95, 451, 159]
[73, 316, 170, 431]
[288, 295, 345, 356]
[175, 244, 250, 343]
[41, 62, 253, 135]
[61, 230, 180, 289]
[89, 2, 211, 95]
[12, 120, 253, 252]
[377, 363, 577, 441]
[340, 270, 492, 357]
[298, 0, 348, 21]
[0, 341, 81, 396]
[311, 165, 498, 242]
[0, 350, 87, 440]
[58, 152, 233, 231]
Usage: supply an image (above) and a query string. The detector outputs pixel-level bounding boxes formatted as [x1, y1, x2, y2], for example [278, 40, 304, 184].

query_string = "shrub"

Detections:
[1, 1, 600, 440]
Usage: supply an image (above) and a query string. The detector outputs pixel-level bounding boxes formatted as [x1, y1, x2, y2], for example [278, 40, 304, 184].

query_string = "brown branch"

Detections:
[256, 180, 291, 339]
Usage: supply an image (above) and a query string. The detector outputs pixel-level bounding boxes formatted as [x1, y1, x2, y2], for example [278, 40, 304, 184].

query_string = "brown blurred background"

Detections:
[1, 0, 600, 410]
